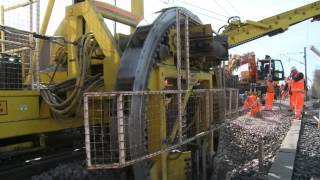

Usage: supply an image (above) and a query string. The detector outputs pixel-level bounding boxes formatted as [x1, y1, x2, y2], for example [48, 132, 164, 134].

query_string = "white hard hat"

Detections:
[290, 66, 297, 71]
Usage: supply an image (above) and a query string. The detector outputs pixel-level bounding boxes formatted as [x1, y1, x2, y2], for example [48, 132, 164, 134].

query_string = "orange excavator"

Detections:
[226, 52, 285, 94]
[226, 52, 285, 117]
[226, 52, 257, 83]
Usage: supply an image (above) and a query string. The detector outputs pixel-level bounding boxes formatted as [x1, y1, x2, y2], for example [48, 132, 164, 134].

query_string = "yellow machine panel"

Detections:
[0, 90, 39, 122]
[0, 90, 83, 139]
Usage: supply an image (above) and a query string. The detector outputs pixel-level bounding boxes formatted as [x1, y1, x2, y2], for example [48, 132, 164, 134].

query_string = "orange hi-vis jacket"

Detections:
[243, 95, 262, 117]
[291, 77, 304, 93]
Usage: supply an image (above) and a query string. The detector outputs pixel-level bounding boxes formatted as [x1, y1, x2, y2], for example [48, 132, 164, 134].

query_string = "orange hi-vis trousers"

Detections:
[291, 76, 304, 119]
[293, 92, 304, 119]
[265, 92, 274, 110]
[290, 94, 295, 110]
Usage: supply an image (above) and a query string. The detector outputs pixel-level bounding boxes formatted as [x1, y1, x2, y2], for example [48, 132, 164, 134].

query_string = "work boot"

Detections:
[294, 115, 302, 120]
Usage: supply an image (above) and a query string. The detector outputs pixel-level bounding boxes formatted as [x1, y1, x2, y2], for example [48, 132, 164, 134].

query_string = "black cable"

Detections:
[49, 47, 68, 84]
[40, 33, 102, 116]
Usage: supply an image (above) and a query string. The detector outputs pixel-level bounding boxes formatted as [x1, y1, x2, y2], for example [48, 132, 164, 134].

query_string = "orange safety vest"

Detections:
[266, 80, 275, 93]
[291, 73, 304, 93]
[243, 94, 262, 117]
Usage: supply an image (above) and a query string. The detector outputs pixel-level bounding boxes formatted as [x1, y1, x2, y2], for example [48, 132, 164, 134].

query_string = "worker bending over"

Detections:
[265, 75, 275, 111]
[290, 66, 305, 119]
[243, 91, 262, 117]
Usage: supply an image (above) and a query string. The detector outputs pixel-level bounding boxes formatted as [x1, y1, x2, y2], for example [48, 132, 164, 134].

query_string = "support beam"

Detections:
[81, 1, 121, 90]
[224, 1, 320, 48]
[94, 1, 142, 27]
[304, 47, 308, 97]
[131, 0, 144, 32]
[4, 1, 33, 12]
[40, 0, 55, 35]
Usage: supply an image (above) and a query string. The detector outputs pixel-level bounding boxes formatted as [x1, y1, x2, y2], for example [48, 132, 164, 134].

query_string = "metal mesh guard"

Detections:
[0, 0, 40, 89]
[83, 89, 239, 169]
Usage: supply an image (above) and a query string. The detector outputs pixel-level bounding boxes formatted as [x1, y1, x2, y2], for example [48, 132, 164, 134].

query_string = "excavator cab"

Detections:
[257, 59, 285, 81]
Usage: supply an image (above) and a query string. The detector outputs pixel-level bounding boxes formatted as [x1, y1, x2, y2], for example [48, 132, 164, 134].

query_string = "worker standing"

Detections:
[265, 75, 275, 111]
[290, 66, 305, 119]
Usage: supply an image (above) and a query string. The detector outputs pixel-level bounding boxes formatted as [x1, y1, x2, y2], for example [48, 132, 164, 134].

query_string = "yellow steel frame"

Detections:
[54, 1, 118, 90]
[0, 117, 83, 139]
[0, 0, 142, 140]
[131, 0, 144, 32]
[224, 0, 320, 48]
[1, 1, 218, 179]
[147, 64, 214, 180]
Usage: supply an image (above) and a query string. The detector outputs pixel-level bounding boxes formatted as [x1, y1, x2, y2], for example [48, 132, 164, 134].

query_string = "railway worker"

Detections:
[290, 66, 305, 120]
[265, 74, 275, 111]
[243, 92, 262, 117]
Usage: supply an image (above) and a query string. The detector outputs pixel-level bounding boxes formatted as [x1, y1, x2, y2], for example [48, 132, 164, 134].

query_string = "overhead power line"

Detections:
[212, 0, 232, 16]
[224, 0, 241, 16]
[279, 54, 304, 65]
[190, 9, 227, 23]
[175, 0, 229, 18]
[279, 52, 304, 56]
[162, 0, 228, 23]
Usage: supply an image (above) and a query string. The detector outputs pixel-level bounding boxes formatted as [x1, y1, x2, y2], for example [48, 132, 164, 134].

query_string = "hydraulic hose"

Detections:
[40, 33, 102, 116]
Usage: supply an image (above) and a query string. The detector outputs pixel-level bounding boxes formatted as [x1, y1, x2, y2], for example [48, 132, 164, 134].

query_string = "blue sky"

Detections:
[37, 0, 320, 86]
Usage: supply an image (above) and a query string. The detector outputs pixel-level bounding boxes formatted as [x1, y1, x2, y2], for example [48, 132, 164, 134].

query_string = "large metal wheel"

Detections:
[116, 7, 201, 180]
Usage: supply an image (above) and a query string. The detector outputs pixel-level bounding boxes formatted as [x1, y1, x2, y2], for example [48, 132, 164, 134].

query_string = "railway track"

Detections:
[0, 149, 85, 180]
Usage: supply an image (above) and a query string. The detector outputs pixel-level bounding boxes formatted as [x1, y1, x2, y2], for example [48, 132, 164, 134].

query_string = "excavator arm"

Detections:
[222, 1, 320, 48]
[226, 52, 257, 82]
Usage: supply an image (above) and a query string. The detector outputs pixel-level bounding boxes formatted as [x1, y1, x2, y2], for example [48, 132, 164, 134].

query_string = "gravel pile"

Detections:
[31, 161, 116, 180]
[293, 115, 320, 180]
[212, 107, 291, 180]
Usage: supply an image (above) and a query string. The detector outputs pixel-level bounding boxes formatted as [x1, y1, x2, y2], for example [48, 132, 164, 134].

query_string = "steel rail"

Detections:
[0, 150, 84, 180]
